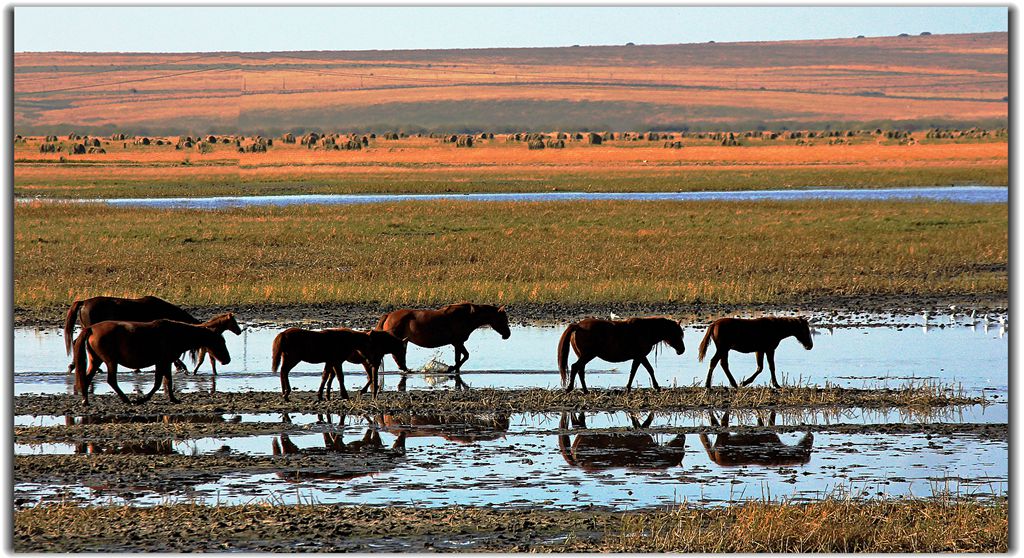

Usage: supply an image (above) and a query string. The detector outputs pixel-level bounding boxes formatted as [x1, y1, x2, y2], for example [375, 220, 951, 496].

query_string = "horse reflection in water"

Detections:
[558, 411, 685, 471]
[699, 410, 814, 467]
[70, 413, 242, 454]
[271, 413, 407, 482]
[374, 413, 510, 444]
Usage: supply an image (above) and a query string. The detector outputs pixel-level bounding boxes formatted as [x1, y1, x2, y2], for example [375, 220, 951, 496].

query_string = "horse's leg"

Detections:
[161, 363, 179, 403]
[192, 350, 206, 375]
[640, 356, 661, 391]
[135, 365, 163, 404]
[173, 358, 187, 374]
[767, 350, 782, 389]
[334, 362, 349, 400]
[624, 359, 642, 393]
[359, 361, 374, 394]
[449, 343, 470, 373]
[105, 363, 133, 404]
[741, 352, 765, 387]
[718, 353, 740, 388]
[317, 364, 333, 401]
[704, 350, 723, 389]
[280, 357, 298, 401]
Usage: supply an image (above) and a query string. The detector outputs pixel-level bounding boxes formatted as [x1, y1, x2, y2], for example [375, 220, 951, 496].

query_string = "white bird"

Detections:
[923, 310, 930, 322]
[610, 312, 622, 320]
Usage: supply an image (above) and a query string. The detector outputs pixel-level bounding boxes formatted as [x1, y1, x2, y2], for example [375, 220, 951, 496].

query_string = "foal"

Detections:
[272, 327, 407, 401]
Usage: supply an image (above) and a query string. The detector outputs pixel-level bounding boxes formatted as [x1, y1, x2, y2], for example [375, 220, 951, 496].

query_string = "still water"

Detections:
[32, 186, 1008, 209]
[15, 320, 1008, 399]
[14, 410, 1007, 509]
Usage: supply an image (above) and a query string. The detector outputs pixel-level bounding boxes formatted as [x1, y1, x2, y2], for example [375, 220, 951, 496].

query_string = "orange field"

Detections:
[14, 32, 1007, 134]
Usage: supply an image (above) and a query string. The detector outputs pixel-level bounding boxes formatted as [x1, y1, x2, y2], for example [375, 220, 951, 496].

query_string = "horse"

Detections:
[374, 303, 511, 384]
[697, 316, 813, 389]
[557, 317, 685, 393]
[63, 295, 241, 374]
[699, 409, 814, 467]
[271, 327, 407, 401]
[72, 319, 231, 406]
[558, 411, 685, 471]
[189, 312, 243, 375]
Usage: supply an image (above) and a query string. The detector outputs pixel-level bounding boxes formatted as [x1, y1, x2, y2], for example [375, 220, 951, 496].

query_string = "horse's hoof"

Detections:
[169, 397, 181, 404]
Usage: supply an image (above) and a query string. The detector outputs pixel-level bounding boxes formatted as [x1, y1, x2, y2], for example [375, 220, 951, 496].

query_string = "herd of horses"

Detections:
[63, 295, 814, 405]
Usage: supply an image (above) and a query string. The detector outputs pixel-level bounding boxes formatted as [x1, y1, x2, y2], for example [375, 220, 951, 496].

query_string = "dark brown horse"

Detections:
[271, 327, 407, 401]
[697, 317, 813, 389]
[190, 312, 243, 375]
[558, 411, 685, 471]
[63, 295, 241, 373]
[73, 319, 231, 406]
[699, 410, 814, 467]
[374, 303, 511, 381]
[557, 317, 685, 393]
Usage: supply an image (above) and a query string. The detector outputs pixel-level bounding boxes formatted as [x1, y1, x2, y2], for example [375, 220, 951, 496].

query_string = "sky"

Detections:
[14, 6, 1009, 53]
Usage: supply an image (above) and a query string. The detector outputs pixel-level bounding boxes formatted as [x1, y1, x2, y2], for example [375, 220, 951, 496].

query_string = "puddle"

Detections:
[26, 186, 1008, 209]
[15, 320, 1008, 399]
[14, 410, 1007, 509]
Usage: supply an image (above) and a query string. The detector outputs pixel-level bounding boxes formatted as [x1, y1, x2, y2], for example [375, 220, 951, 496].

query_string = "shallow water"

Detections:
[16, 320, 1008, 399]
[27, 186, 1009, 209]
[13, 410, 1007, 509]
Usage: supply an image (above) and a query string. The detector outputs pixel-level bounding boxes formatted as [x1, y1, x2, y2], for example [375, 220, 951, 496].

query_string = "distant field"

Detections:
[15, 200, 1007, 311]
[13, 133, 1008, 198]
[14, 32, 1007, 134]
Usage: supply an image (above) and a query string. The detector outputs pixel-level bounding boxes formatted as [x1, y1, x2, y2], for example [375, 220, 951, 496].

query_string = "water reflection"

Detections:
[65, 413, 241, 426]
[271, 413, 407, 482]
[699, 410, 814, 467]
[74, 439, 178, 455]
[375, 413, 510, 444]
[558, 411, 685, 471]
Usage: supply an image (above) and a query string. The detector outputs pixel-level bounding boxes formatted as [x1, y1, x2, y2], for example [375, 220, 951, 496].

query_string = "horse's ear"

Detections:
[498, 305, 506, 313]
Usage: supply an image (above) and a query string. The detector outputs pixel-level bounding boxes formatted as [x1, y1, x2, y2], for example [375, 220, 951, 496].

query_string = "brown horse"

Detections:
[73, 319, 231, 406]
[557, 317, 685, 393]
[699, 410, 814, 467]
[697, 316, 813, 389]
[190, 312, 243, 375]
[271, 327, 408, 401]
[63, 295, 241, 374]
[374, 303, 511, 382]
[558, 411, 685, 471]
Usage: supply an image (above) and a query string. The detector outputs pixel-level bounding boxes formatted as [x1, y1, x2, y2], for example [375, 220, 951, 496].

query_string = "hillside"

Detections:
[14, 32, 1007, 135]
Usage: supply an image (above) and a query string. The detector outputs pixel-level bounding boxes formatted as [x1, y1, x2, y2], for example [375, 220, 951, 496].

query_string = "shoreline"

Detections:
[17, 294, 1008, 329]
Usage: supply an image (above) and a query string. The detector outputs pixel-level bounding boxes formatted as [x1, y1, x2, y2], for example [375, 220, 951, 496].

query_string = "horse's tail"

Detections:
[557, 323, 578, 387]
[63, 299, 84, 355]
[697, 324, 714, 362]
[271, 333, 284, 374]
[73, 327, 90, 395]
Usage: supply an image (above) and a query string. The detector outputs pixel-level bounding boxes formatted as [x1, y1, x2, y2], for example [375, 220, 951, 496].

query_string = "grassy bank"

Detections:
[15, 199, 1006, 311]
[14, 498, 1007, 552]
[13, 164, 1008, 198]
[14, 384, 986, 416]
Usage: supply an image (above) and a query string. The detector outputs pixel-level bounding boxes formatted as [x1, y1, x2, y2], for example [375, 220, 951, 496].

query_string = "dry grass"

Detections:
[16, 384, 986, 417]
[14, 200, 1007, 310]
[13, 497, 1007, 552]
[609, 496, 1007, 552]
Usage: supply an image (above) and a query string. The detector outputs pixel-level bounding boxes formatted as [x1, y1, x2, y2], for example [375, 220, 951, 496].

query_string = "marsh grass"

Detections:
[13, 164, 1008, 198]
[612, 495, 1007, 552]
[17, 384, 985, 417]
[14, 200, 1007, 310]
[14, 497, 1007, 552]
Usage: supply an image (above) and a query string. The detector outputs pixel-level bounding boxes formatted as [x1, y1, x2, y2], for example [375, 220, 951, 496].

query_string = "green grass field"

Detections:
[13, 165, 1008, 199]
[15, 199, 1006, 311]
